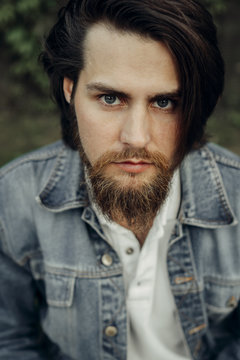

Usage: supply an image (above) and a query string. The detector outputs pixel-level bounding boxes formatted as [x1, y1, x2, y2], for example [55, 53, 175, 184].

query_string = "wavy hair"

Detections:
[40, 0, 225, 162]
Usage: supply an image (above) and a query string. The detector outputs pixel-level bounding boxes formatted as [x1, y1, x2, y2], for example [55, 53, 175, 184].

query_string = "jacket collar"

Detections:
[179, 146, 237, 228]
[36, 146, 89, 212]
[36, 144, 237, 228]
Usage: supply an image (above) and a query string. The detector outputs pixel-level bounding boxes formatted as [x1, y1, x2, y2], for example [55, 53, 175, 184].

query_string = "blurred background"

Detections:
[0, 0, 239, 166]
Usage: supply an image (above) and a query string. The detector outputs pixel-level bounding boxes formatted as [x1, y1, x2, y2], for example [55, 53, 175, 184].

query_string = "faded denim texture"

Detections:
[0, 141, 240, 360]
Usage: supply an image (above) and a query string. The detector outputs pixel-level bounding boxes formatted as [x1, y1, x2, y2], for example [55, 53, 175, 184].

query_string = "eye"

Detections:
[100, 94, 121, 105]
[153, 98, 175, 110]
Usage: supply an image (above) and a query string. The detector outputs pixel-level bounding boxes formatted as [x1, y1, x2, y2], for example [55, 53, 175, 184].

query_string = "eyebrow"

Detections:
[86, 82, 181, 100]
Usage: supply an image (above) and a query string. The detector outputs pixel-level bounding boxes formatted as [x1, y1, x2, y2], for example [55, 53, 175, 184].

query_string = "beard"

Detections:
[78, 140, 175, 234]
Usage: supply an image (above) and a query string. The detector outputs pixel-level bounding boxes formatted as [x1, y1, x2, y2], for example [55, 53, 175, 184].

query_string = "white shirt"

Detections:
[91, 170, 191, 359]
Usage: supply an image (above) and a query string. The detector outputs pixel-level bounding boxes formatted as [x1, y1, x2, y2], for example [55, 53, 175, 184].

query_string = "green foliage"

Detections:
[0, 0, 59, 92]
[200, 0, 227, 14]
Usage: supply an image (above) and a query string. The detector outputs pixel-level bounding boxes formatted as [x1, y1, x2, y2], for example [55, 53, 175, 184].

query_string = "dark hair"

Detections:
[40, 0, 225, 161]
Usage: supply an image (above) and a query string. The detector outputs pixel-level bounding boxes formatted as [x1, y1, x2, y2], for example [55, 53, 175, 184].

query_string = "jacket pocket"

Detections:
[204, 277, 240, 323]
[44, 272, 75, 307]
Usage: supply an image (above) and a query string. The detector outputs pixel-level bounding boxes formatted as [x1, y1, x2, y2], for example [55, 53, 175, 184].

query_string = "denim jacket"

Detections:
[0, 141, 240, 360]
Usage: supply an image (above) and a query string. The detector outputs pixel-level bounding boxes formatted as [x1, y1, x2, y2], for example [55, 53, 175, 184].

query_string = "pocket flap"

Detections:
[205, 278, 240, 312]
[45, 272, 75, 307]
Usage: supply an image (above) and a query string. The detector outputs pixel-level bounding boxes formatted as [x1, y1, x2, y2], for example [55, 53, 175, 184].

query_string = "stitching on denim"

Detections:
[167, 254, 195, 279]
[204, 275, 240, 286]
[181, 218, 232, 226]
[179, 146, 237, 228]
[203, 147, 235, 222]
[104, 276, 126, 360]
[82, 210, 108, 242]
[174, 280, 204, 325]
[167, 255, 203, 296]
[0, 142, 64, 180]
[36, 199, 85, 212]
[206, 303, 236, 314]
[44, 263, 123, 278]
[213, 153, 240, 169]
[108, 276, 125, 323]
[0, 216, 43, 266]
[107, 336, 125, 360]
[37, 146, 67, 200]
[0, 216, 10, 255]
[206, 143, 240, 168]
[180, 146, 237, 227]
[46, 276, 75, 307]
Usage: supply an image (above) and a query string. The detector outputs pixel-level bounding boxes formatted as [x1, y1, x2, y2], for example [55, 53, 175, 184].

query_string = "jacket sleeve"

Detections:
[0, 230, 73, 360]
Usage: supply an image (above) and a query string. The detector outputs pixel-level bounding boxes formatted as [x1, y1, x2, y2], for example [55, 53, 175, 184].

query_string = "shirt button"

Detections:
[105, 325, 118, 337]
[126, 247, 134, 255]
[101, 254, 113, 267]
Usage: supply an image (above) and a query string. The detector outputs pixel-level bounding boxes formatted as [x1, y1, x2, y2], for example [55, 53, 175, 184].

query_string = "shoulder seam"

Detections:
[0, 216, 11, 256]
[205, 145, 240, 170]
[0, 144, 65, 179]
[213, 153, 240, 170]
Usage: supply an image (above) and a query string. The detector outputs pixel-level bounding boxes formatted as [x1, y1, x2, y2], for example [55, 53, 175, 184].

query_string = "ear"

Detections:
[63, 77, 74, 103]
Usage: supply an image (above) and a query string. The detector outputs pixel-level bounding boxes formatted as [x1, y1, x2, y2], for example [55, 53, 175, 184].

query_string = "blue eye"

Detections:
[157, 99, 171, 108]
[153, 98, 176, 111]
[102, 95, 119, 105]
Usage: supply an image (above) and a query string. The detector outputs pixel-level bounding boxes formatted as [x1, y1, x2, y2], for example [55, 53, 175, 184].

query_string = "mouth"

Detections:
[112, 159, 153, 174]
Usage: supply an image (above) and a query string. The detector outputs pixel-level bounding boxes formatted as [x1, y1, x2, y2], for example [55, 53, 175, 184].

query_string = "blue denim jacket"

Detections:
[0, 141, 240, 360]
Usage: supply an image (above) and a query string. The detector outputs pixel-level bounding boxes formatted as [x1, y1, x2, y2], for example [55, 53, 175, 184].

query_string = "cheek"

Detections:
[75, 106, 119, 164]
[153, 120, 178, 159]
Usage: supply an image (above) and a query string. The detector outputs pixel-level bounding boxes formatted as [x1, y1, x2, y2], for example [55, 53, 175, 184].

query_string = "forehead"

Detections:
[81, 23, 179, 93]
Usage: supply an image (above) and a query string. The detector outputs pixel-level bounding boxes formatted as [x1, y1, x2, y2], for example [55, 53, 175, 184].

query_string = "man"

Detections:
[0, 0, 240, 359]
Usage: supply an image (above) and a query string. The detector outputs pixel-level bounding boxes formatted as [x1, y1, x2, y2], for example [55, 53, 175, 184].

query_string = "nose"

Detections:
[120, 105, 151, 148]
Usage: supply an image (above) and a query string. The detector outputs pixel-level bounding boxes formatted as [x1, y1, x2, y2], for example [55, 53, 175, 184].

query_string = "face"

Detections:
[64, 23, 181, 186]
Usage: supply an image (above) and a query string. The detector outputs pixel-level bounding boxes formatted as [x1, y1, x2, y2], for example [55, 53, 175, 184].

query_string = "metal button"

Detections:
[101, 254, 113, 267]
[105, 325, 118, 337]
[126, 247, 134, 255]
[226, 295, 238, 308]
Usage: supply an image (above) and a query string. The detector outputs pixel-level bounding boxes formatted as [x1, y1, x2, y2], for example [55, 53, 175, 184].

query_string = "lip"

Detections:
[113, 160, 153, 174]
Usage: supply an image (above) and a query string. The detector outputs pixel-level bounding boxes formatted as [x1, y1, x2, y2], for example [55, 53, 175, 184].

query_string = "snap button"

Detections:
[226, 295, 238, 308]
[101, 254, 113, 267]
[126, 247, 134, 255]
[105, 325, 118, 337]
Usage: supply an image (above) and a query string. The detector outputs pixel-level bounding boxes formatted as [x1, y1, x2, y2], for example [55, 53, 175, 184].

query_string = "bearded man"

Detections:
[0, 1, 240, 359]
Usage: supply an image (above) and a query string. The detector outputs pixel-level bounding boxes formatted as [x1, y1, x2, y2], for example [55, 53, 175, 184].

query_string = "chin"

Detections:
[111, 171, 155, 189]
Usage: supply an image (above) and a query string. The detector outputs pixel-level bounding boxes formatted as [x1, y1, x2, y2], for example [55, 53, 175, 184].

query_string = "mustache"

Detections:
[90, 148, 170, 171]
[86, 147, 174, 230]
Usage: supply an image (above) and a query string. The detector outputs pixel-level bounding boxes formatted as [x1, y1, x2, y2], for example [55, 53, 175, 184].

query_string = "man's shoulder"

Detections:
[0, 140, 79, 217]
[204, 143, 240, 194]
[206, 142, 240, 170]
[0, 140, 81, 191]
[180, 143, 240, 228]
[0, 141, 84, 262]
[185, 142, 240, 177]
[187, 142, 240, 190]
[0, 141, 65, 180]
[0, 139, 84, 207]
